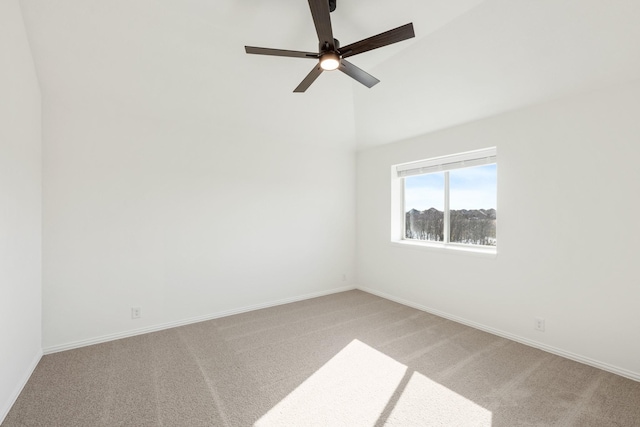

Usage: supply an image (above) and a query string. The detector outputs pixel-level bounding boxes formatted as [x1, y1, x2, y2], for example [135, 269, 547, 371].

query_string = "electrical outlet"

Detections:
[534, 317, 545, 331]
[131, 307, 141, 319]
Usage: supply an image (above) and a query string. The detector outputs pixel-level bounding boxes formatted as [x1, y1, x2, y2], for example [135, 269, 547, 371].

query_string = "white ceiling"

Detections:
[20, 0, 640, 150]
[353, 0, 640, 148]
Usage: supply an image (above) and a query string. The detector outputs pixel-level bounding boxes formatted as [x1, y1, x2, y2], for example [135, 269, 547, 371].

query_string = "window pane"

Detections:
[449, 164, 497, 246]
[404, 173, 444, 241]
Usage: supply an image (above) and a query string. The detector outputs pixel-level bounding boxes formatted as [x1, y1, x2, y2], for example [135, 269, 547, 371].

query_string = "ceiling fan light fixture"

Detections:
[320, 52, 340, 71]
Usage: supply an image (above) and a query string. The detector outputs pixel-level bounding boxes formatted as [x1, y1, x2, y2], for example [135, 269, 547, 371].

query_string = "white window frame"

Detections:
[391, 147, 497, 255]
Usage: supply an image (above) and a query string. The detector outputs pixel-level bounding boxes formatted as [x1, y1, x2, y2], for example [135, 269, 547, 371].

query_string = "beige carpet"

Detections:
[3, 290, 640, 426]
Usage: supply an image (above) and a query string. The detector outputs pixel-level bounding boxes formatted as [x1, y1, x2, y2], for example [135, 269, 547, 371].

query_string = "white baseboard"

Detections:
[43, 285, 357, 355]
[40, 284, 639, 381]
[0, 349, 42, 425]
[357, 286, 640, 382]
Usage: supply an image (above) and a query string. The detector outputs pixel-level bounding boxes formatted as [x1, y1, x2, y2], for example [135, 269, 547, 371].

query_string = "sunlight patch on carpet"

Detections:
[385, 371, 492, 426]
[254, 339, 492, 426]
[255, 339, 406, 426]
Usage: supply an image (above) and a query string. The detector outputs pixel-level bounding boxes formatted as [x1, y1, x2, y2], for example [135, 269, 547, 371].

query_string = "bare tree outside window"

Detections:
[403, 164, 497, 247]
[404, 173, 444, 242]
[449, 164, 497, 246]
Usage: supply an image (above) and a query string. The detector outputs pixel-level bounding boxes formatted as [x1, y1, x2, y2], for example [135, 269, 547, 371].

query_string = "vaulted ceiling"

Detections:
[20, 0, 640, 150]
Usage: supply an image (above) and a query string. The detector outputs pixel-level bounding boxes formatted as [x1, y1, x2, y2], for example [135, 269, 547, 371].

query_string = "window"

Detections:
[392, 148, 497, 252]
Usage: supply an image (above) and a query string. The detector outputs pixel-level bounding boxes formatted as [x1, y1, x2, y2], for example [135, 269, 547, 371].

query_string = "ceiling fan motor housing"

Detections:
[320, 38, 340, 53]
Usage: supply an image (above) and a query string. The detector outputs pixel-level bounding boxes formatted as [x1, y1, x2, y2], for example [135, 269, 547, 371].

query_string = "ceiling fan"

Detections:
[245, 0, 415, 92]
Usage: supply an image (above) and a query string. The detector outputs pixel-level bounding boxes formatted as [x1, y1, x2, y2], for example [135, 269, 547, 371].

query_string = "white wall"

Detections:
[0, 0, 42, 421]
[356, 79, 640, 380]
[42, 100, 356, 351]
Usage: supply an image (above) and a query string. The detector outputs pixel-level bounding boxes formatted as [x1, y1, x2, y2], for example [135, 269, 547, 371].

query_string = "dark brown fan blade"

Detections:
[339, 23, 415, 59]
[307, 0, 334, 49]
[339, 60, 380, 88]
[294, 64, 323, 92]
[245, 46, 318, 59]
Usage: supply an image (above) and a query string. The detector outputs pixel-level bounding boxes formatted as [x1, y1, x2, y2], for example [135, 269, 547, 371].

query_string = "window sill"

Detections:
[390, 240, 497, 258]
